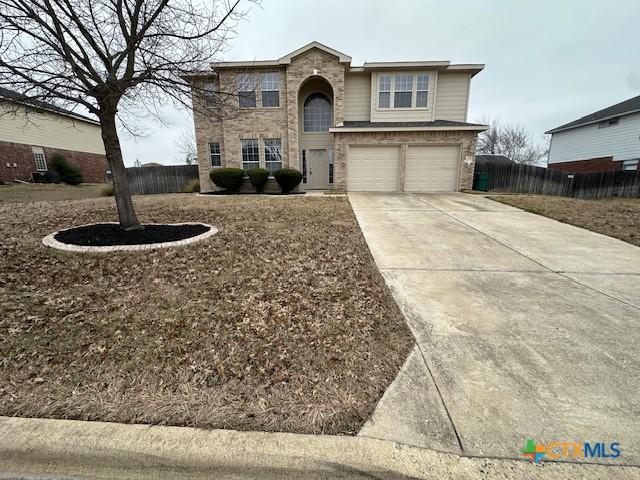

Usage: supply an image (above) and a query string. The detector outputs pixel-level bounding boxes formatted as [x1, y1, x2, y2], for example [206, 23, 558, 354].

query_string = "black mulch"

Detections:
[54, 223, 210, 246]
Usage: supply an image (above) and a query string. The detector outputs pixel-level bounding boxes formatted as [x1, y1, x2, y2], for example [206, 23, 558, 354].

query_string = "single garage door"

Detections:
[405, 145, 460, 192]
[348, 145, 401, 191]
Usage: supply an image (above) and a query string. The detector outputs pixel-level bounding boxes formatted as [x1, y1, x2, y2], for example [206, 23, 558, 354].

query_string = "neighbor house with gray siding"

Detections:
[546, 94, 640, 173]
[188, 42, 486, 193]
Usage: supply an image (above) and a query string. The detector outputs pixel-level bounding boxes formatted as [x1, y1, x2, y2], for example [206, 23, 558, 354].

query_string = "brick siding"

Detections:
[548, 157, 622, 174]
[333, 130, 478, 191]
[0, 140, 107, 183]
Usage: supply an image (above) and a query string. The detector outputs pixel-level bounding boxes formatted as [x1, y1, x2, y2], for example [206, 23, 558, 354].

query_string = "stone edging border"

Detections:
[42, 222, 218, 253]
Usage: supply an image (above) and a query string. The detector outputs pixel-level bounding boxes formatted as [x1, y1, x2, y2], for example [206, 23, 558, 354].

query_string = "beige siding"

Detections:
[369, 71, 437, 122]
[0, 103, 104, 154]
[433, 72, 470, 121]
[344, 73, 371, 121]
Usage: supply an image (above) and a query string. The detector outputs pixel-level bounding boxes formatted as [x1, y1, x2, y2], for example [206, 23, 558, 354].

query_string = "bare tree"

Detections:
[476, 117, 546, 166]
[0, 0, 248, 229]
[174, 129, 197, 165]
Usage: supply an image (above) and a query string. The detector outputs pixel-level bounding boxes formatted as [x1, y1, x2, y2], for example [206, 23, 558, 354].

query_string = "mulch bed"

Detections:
[0, 194, 413, 435]
[490, 195, 640, 247]
[54, 223, 211, 246]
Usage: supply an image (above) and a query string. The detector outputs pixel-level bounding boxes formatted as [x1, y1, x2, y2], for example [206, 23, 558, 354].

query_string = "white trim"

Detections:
[363, 61, 450, 69]
[42, 223, 218, 253]
[546, 109, 640, 134]
[330, 125, 488, 133]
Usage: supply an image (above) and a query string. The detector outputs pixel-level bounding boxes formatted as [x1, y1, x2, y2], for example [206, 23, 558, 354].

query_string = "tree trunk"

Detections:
[99, 111, 141, 230]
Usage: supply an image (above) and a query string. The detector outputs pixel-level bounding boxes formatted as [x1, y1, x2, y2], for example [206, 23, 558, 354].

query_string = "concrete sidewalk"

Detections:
[351, 193, 640, 466]
[1, 416, 639, 479]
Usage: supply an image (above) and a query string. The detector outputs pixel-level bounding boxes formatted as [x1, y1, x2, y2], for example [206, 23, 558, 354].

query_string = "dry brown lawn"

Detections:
[491, 195, 640, 246]
[0, 194, 413, 435]
[0, 183, 107, 203]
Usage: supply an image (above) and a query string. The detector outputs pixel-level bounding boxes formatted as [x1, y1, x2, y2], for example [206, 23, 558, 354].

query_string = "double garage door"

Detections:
[347, 145, 460, 192]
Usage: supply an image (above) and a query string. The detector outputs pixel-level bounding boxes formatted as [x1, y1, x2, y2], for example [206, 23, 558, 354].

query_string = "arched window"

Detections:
[303, 93, 332, 132]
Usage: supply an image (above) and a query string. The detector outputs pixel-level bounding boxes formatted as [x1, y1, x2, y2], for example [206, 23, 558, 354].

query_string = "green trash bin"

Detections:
[474, 172, 489, 192]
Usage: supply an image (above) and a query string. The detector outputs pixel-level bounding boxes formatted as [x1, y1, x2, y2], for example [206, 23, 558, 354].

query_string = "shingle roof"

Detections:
[0, 87, 99, 125]
[546, 94, 640, 134]
[475, 154, 513, 165]
[338, 120, 487, 129]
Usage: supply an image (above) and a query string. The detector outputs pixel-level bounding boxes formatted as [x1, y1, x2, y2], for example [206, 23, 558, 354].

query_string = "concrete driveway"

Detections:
[350, 193, 640, 465]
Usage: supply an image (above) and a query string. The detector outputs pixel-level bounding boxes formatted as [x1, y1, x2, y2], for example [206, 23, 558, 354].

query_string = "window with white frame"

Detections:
[203, 81, 216, 107]
[623, 159, 639, 171]
[237, 73, 256, 108]
[378, 75, 391, 108]
[264, 138, 282, 174]
[261, 72, 280, 107]
[32, 147, 47, 171]
[416, 74, 429, 107]
[209, 142, 221, 167]
[394, 74, 413, 108]
[303, 93, 332, 132]
[241, 139, 259, 170]
[378, 73, 431, 109]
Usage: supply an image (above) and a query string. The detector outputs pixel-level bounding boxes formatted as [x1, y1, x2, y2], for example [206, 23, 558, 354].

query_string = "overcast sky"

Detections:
[120, 0, 640, 166]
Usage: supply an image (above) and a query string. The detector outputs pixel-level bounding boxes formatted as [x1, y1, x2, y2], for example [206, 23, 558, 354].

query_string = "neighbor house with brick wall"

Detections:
[546, 94, 640, 173]
[0, 87, 107, 183]
[188, 42, 487, 193]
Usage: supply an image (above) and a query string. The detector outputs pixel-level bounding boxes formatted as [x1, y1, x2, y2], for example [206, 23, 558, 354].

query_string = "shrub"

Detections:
[184, 180, 200, 193]
[100, 184, 114, 196]
[273, 168, 302, 193]
[51, 154, 83, 185]
[210, 168, 244, 193]
[247, 167, 269, 193]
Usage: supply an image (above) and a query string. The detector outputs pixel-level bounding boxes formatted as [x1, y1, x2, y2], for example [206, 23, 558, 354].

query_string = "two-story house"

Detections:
[189, 42, 486, 193]
[546, 94, 640, 173]
[0, 87, 107, 183]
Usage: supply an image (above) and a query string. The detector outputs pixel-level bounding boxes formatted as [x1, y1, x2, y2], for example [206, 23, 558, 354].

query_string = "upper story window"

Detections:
[378, 75, 391, 108]
[598, 117, 619, 128]
[203, 81, 216, 107]
[377, 72, 431, 109]
[416, 74, 429, 107]
[394, 74, 413, 108]
[303, 93, 332, 132]
[237, 73, 257, 108]
[261, 72, 280, 107]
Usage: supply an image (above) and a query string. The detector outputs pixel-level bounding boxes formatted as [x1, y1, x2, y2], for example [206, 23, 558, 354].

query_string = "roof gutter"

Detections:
[329, 125, 488, 133]
[546, 108, 640, 134]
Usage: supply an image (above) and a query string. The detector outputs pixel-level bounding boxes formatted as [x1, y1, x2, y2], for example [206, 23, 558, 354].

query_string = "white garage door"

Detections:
[348, 146, 401, 192]
[405, 145, 460, 192]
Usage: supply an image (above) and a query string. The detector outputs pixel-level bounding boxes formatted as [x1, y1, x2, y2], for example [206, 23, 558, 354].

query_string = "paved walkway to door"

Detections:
[350, 193, 640, 465]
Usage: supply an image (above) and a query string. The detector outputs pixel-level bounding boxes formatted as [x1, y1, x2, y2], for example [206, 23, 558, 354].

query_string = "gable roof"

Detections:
[206, 42, 483, 76]
[546, 94, 640, 134]
[279, 41, 351, 64]
[0, 87, 99, 125]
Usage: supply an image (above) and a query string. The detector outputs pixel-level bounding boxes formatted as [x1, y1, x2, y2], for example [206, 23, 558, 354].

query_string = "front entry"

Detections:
[306, 149, 330, 189]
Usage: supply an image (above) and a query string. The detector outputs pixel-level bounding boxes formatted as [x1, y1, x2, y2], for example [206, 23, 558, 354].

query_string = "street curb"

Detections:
[1, 417, 638, 480]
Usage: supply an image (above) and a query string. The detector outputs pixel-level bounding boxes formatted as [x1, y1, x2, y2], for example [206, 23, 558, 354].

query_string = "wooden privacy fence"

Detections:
[125, 165, 198, 195]
[477, 162, 640, 199]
